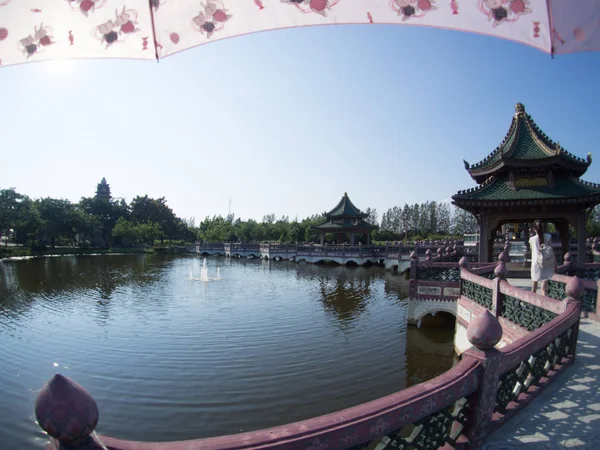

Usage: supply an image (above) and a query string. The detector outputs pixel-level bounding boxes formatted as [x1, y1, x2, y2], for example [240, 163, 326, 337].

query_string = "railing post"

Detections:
[459, 256, 469, 295]
[462, 310, 504, 449]
[565, 276, 584, 361]
[35, 374, 105, 450]
[563, 252, 573, 275]
[492, 260, 507, 317]
[409, 251, 418, 280]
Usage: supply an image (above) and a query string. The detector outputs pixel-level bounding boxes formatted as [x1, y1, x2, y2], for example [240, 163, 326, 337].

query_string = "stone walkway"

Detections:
[481, 283, 600, 450]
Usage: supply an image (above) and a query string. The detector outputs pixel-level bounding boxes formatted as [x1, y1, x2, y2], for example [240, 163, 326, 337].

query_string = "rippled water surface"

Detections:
[0, 255, 455, 448]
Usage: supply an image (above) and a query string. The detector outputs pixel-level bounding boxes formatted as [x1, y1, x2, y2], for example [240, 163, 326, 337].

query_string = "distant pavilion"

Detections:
[314, 193, 377, 245]
[452, 103, 600, 262]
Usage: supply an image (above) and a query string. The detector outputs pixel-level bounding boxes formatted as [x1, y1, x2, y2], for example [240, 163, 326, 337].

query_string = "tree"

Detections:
[113, 218, 137, 247]
[365, 207, 378, 226]
[36, 198, 81, 247]
[13, 196, 43, 246]
[79, 196, 130, 247]
[262, 213, 275, 224]
[437, 202, 452, 235]
[0, 188, 21, 245]
[452, 207, 478, 235]
[130, 195, 179, 244]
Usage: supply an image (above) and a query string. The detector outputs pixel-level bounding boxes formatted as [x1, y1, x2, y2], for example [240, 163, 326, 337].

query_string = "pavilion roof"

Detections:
[464, 103, 591, 183]
[324, 192, 369, 219]
[314, 218, 378, 231]
[452, 175, 600, 206]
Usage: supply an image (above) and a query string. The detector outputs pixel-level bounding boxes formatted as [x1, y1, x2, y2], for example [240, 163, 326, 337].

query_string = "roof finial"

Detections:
[515, 102, 525, 114]
[344, 191, 348, 197]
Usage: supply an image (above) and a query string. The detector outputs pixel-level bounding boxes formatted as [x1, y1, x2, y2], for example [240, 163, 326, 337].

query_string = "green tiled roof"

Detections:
[325, 193, 368, 218]
[453, 176, 600, 202]
[467, 103, 589, 174]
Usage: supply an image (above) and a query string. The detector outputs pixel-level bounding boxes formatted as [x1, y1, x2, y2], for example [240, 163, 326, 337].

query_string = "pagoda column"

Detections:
[478, 216, 491, 262]
[576, 212, 587, 263]
[320, 233, 324, 246]
[350, 232, 355, 245]
[556, 219, 569, 263]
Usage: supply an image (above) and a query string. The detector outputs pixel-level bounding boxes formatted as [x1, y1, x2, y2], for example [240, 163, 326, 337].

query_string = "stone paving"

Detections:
[482, 279, 600, 449]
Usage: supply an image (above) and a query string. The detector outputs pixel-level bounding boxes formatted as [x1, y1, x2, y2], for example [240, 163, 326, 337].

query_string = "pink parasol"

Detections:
[0, 0, 598, 67]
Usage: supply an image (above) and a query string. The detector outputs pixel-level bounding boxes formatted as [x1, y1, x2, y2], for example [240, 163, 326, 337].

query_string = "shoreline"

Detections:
[0, 246, 192, 261]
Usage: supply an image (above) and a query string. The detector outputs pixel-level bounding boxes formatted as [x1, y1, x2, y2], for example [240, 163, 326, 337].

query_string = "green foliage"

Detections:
[0, 187, 196, 249]
[196, 214, 325, 244]
[2, 185, 482, 249]
[587, 205, 600, 236]
[380, 201, 476, 240]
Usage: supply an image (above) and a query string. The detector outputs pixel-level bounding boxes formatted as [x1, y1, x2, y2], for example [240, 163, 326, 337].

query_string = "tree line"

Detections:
[1, 186, 488, 249]
[0, 188, 194, 248]
[378, 201, 479, 241]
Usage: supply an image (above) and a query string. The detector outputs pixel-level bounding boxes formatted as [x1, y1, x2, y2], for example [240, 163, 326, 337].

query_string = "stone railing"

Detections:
[459, 262, 568, 335]
[296, 245, 377, 258]
[545, 252, 600, 320]
[195, 243, 226, 252]
[35, 269, 584, 450]
[406, 253, 497, 305]
[224, 243, 261, 253]
[456, 266, 583, 436]
[193, 243, 469, 262]
[194, 241, 598, 264]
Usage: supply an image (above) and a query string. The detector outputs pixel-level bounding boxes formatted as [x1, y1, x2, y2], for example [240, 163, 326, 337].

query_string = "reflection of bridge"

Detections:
[36, 252, 600, 450]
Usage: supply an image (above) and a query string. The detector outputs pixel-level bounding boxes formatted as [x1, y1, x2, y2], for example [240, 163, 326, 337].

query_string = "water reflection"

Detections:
[319, 278, 371, 327]
[0, 255, 454, 449]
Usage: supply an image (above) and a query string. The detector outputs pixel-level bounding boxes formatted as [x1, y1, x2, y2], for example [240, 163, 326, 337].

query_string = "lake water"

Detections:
[0, 254, 455, 448]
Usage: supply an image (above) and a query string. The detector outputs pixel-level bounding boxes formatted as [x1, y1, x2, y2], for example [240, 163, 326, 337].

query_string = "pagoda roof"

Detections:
[452, 175, 600, 206]
[324, 192, 368, 219]
[465, 103, 591, 183]
[314, 218, 378, 231]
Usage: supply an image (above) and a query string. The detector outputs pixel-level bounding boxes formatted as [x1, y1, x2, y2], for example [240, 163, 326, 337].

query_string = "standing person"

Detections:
[529, 220, 554, 292]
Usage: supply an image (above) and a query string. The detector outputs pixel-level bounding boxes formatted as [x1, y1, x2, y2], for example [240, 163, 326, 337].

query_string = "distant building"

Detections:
[95, 177, 111, 201]
[314, 192, 378, 245]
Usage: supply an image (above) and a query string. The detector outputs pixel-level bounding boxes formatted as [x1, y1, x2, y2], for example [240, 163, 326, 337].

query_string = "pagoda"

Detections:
[452, 103, 600, 262]
[314, 192, 377, 245]
[95, 177, 111, 201]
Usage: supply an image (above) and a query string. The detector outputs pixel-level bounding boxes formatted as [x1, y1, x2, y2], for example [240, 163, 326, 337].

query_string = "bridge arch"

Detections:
[408, 299, 458, 325]
[415, 308, 457, 324]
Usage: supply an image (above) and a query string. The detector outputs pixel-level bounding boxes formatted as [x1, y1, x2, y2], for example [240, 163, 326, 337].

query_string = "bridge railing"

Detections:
[195, 243, 226, 252]
[223, 243, 261, 253]
[543, 252, 600, 319]
[457, 262, 582, 438]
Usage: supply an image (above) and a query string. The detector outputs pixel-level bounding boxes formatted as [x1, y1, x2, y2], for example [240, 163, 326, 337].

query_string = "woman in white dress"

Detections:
[529, 220, 554, 292]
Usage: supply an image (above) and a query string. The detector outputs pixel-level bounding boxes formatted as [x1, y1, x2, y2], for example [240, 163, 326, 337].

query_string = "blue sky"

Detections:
[1, 24, 599, 223]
